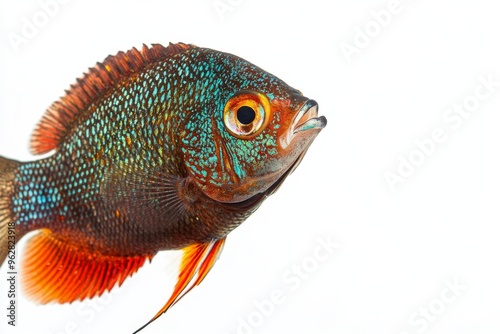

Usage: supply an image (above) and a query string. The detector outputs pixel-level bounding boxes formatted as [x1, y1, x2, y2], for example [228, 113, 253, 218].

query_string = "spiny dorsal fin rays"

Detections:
[133, 238, 226, 334]
[30, 43, 197, 155]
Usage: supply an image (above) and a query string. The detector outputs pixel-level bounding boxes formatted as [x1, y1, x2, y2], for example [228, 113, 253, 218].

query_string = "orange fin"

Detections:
[22, 229, 153, 304]
[30, 42, 196, 155]
[133, 238, 226, 333]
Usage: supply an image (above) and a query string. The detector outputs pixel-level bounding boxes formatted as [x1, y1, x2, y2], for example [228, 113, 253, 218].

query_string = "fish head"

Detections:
[181, 51, 327, 204]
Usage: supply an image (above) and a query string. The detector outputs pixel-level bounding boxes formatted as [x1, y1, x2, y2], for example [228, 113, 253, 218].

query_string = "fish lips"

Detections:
[280, 99, 327, 149]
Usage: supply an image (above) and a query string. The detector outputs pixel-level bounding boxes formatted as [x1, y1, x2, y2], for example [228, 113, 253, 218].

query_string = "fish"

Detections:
[0, 42, 326, 332]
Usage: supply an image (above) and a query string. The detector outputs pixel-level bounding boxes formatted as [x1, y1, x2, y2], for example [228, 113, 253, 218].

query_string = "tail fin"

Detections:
[0, 156, 20, 265]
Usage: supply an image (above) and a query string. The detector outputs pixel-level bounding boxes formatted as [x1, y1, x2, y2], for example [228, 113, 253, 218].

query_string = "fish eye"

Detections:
[236, 106, 256, 125]
[223, 91, 271, 139]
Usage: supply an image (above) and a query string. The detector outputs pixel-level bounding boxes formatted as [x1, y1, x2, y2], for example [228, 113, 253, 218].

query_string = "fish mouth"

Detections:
[280, 100, 327, 149]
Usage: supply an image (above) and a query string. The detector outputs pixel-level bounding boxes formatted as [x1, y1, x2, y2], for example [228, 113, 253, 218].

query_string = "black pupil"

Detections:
[236, 106, 256, 125]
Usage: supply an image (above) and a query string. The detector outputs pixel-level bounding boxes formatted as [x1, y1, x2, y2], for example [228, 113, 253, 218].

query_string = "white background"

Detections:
[1, 1, 500, 333]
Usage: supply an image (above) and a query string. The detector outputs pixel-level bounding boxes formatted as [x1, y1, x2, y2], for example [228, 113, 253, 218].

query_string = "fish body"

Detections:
[0, 43, 326, 331]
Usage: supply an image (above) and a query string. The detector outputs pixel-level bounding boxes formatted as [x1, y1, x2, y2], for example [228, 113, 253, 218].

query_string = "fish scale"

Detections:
[0, 42, 326, 332]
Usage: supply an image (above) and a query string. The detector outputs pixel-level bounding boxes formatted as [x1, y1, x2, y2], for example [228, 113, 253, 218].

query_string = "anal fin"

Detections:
[22, 229, 153, 304]
[133, 238, 226, 333]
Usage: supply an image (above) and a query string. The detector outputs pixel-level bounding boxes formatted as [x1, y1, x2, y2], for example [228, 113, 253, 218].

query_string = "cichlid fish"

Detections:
[0, 43, 326, 332]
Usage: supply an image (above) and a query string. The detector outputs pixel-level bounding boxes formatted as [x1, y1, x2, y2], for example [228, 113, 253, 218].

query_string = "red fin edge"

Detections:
[22, 229, 154, 304]
[30, 42, 196, 155]
[133, 238, 226, 333]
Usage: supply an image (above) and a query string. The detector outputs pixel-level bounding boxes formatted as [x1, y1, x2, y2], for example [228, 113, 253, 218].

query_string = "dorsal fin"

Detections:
[30, 42, 196, 155]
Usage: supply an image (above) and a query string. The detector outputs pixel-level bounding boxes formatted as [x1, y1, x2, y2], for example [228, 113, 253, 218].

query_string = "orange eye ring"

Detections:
[223, 91, 271, 139]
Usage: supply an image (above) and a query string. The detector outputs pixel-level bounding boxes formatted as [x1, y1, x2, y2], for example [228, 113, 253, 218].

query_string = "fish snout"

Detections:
[280, 100, 327, 149]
